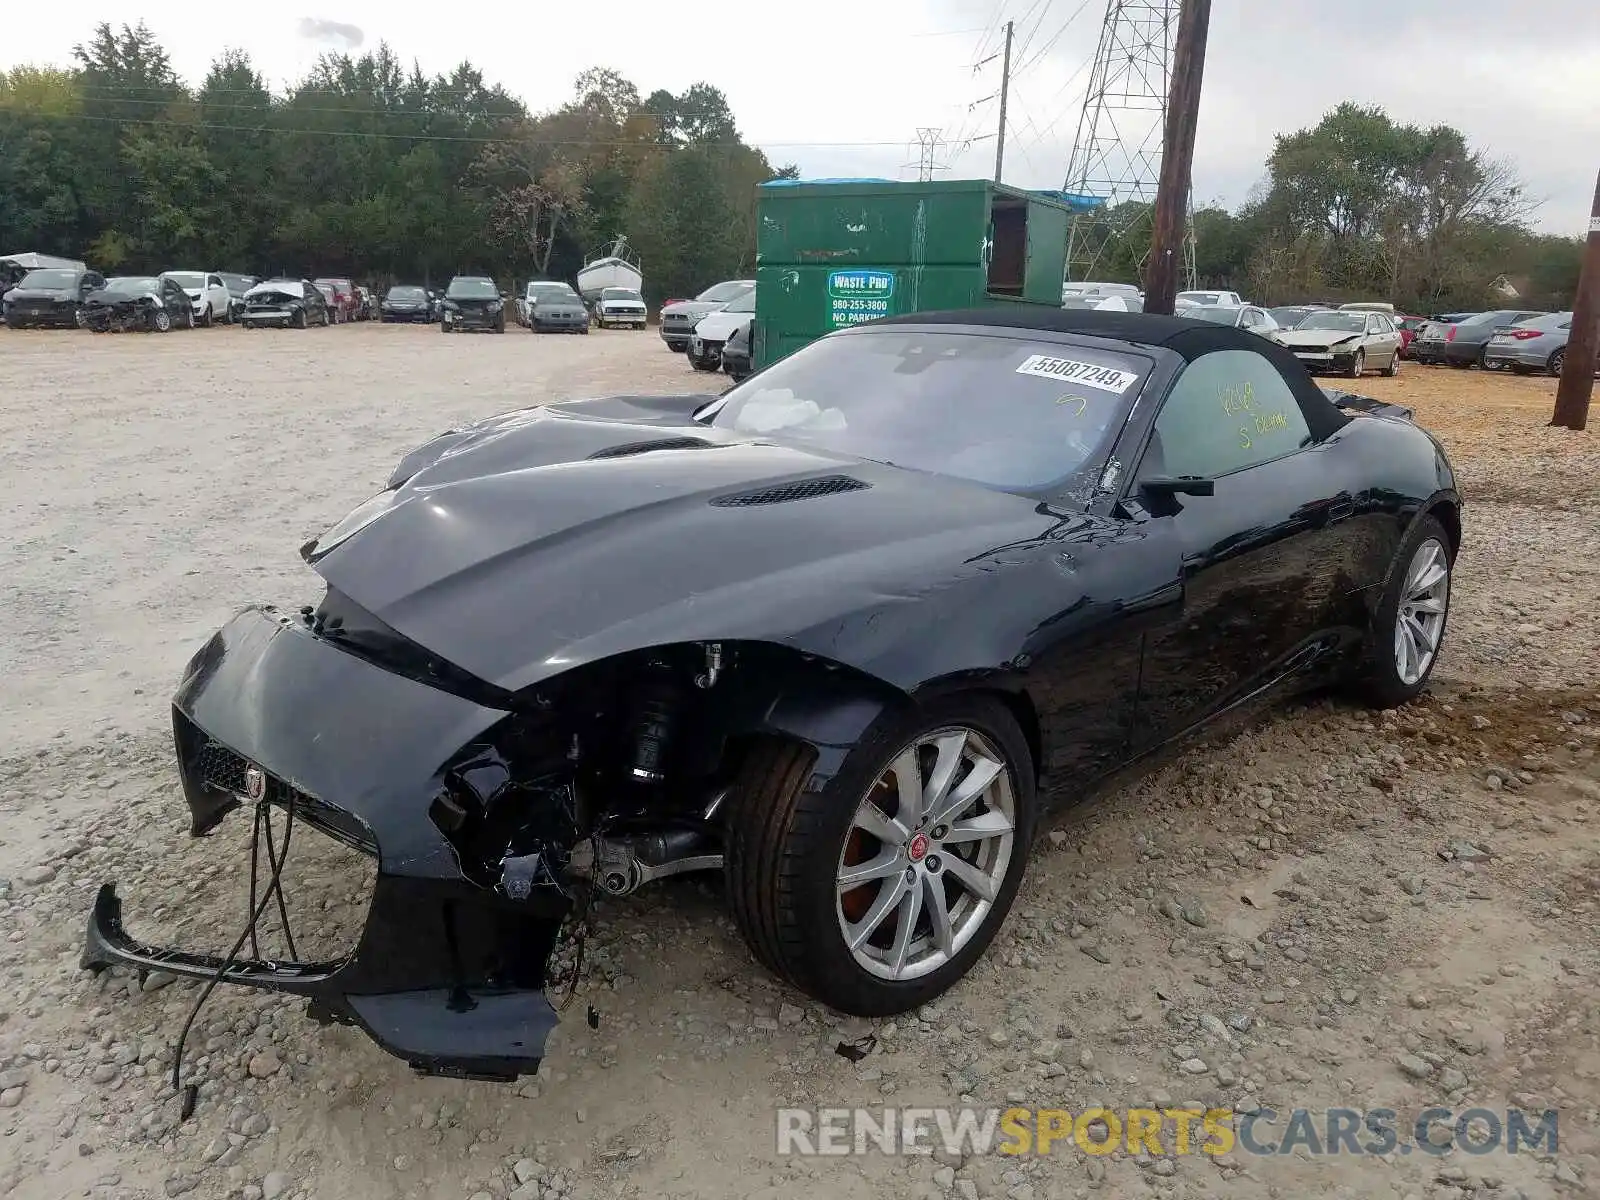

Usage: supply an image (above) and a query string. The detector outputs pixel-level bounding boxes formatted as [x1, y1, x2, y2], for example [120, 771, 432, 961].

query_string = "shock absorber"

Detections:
[628, 669, 682, 782]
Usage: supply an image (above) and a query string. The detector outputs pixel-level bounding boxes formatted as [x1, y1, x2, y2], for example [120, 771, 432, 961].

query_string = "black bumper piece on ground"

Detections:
[79, 605, 571, 1081]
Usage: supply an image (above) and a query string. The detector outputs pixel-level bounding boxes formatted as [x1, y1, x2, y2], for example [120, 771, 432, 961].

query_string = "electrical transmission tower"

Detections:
[907, 127, 947, 183]
[1063, 0, 1197, 288]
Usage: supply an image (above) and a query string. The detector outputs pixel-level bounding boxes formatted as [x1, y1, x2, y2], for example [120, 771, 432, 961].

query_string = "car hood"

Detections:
[308, 395, 1061, 694]
[86, 287, 159, 304]
[6, 287, 74, 301]
[695, 311, 751, 340]
[1276, 328, 1361, 347]
[663, 300, 725, 320]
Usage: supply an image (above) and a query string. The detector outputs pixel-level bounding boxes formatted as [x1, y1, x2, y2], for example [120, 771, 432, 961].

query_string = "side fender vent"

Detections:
[710, 475, 871, 507]
[588, 436, 713, 459]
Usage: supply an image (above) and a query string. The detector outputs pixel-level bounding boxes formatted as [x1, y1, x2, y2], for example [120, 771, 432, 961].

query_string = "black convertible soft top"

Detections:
[873, 307, 1351, 441]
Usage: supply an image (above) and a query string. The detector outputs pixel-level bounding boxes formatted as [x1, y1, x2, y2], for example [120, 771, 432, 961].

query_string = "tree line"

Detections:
[0, 27, 1583, 313]
[0, 22, 794, 303]
[1072, 102, 1584, 314]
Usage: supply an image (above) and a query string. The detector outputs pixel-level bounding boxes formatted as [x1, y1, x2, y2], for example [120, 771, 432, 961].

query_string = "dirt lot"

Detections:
[0, 324, 1597, 1200]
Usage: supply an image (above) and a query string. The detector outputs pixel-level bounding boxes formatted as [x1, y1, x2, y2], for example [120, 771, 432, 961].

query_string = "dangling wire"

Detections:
[169, 794, 299, 1119]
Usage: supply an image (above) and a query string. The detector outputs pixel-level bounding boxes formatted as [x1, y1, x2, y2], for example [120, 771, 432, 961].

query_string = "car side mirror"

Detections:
[1141, 476, 1215, 498]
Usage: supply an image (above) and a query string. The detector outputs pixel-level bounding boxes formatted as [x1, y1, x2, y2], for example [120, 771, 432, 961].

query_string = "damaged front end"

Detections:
[80, 596, 835, 1081]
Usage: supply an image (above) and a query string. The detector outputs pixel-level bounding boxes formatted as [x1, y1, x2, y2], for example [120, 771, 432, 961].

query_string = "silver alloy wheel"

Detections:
[835, 727, 1016, 981]
[1394, 538, 1450, 686]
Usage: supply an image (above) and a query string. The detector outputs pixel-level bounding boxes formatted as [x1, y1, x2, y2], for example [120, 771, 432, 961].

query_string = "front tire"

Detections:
[1347, 350, 1365, 378]
[1382, 348, 1400, 377]
[152, 310, 173, 333]
[200, 305, 213, 328]
[1549, 349, 1565, 377]
[1350, 514, 1453, 709]
[724, 695, 1035, 1016]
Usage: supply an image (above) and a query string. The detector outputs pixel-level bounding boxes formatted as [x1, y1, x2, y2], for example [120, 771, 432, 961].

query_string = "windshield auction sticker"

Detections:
[1014, 354, 1139, 394]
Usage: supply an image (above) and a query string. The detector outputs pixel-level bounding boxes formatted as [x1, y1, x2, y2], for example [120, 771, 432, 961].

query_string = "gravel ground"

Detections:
[0, 325, 1597, 1200]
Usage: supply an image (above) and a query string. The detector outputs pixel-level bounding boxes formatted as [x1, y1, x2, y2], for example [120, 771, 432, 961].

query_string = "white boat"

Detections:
[576, 237, 643, 301]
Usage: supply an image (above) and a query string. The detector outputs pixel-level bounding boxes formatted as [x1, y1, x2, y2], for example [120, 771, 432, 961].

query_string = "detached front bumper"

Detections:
[80, 606, 572, 1081]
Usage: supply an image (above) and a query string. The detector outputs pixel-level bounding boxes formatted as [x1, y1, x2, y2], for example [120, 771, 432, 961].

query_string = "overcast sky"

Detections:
[6, 1, 1597, 233]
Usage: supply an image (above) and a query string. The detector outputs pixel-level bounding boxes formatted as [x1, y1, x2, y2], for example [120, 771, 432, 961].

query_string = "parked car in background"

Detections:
[1176, 289, 1243, 307]
[524, 282, 588, 334]
[161, 271, 231, 326]
[1274, 309, 1402, 377]
[379, 285, 433, 323]
[1395, 315, 1427, 357]
[1268, 305, 1329, 330]
[1482, 312, 1589, 376]
[1061, 281, 1142, 304]
[1, 252, 87, 298]
[1337, 301, 1396, 315]
[82, 276, 195, 333]
[659, 279, 754, 351]
[241, 279, 331, 329]
[314, 277, 360, 323]
[1176, 303, 1279, 338]
[2, 267, 106, 328]
[688, 286, 755, 370]
[218, 274, 257, 322]
[1409, 309, 1547, 367]
[440, 276, 507, 333]
[720, 318, 753, 380]
[593, 286, 647, 330]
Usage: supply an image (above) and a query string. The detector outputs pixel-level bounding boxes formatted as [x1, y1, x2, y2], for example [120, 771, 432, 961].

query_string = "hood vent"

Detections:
[710, 475, 870, 507]
[588, 436, 714, 460]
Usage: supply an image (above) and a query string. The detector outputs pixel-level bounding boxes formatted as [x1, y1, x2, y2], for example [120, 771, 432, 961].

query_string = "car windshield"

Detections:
[601, 288, 641, 301]
[528, 284, 573, 299]
[447, 278, 498, 299]
[1296, 312, 1367, 332]
[1178, 292, 1223, 305]
[1182, 306, 1243, 325]
[165, 272, 205, 288]
[19, 269, 76, 288]
[723, 289, 756, 314]
[695, 329, 1148, 492]
[105, 277, 160, 292]
[697, 281, 751, 303]
[388, 286, 426, 300]
[219, 274, 253, 293]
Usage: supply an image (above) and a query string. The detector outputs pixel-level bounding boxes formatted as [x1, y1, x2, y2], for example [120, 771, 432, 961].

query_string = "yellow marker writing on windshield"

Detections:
[1055, 394, 1089, 417]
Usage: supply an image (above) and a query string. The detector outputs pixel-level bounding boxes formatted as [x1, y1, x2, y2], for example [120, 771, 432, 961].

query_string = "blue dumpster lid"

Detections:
[1029, 190, 1106, 211]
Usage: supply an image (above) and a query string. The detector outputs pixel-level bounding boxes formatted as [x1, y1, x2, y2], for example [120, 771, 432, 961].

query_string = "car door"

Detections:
[1120, 348, 1354, 749]
[1369, 314, 1401, 366]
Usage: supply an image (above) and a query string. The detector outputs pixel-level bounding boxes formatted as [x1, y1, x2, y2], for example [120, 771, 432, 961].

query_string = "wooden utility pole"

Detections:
[1551, 168, 1600, 431]
[1142, 0, 1211, 315]
[994, 21, 1014, 183]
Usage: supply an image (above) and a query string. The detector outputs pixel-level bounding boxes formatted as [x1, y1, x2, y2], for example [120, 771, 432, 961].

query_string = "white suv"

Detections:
[161, 271, 233, 326]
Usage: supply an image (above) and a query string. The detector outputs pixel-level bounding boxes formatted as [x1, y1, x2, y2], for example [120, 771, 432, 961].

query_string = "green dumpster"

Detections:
[751, 177, 1071, 371]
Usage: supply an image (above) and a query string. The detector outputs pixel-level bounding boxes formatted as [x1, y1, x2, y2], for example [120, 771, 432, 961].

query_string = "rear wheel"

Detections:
[1350, 514, 1453, 709]
[724, 695, 1035, 1015]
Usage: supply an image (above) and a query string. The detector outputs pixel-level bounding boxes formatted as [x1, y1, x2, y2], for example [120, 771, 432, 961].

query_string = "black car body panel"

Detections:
[381, 286, 434, 323]
[441, 277, 506, 332]
[83, 309, 1459, 1081]
[3, 268, 105, 328]
[82, 277, 192, 332]
[242, 280, 328, 328]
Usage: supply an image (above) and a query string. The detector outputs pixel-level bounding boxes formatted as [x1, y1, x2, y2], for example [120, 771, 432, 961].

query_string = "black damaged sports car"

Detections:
[83, 309, 1460, 1083]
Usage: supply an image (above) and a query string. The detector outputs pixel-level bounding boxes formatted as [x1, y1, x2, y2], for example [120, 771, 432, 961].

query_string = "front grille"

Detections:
[197, 740, 377, 855]
[710, 475, 871, 507]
